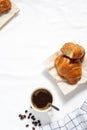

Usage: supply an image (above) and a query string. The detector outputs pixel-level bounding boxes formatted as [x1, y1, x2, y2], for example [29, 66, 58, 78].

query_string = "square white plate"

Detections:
[0, 2, 20, 29]
[44, 51, 87, 95]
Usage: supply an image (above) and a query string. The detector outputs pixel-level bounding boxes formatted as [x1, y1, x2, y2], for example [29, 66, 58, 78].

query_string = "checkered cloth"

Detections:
[40, 97, 87, 130]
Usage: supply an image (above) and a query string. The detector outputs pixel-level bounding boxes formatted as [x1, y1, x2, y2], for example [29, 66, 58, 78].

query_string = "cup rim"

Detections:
[30, 87, 54, 112]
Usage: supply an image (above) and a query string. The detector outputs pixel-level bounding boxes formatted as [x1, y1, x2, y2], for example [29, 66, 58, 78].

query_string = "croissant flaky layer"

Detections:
[0, 0, 11, 14]
[55, 55, 82, 84]
[60, 42, 85, 59]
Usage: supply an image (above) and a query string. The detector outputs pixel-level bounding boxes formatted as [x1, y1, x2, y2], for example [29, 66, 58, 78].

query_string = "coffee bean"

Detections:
[32, 127, 35, 130]
[19, 114, 21, 117]
[32, 122, 34, 125]
[38, 123, 41, 126]
[29, 113, 32, 116]
[20, 116, 24, 120]
[37, 120, 40, 123]
[24, 115, 26, 118]
[27, 116, 30, 119]
[25, 110, 28, 113]
[25, 124, 29, 127]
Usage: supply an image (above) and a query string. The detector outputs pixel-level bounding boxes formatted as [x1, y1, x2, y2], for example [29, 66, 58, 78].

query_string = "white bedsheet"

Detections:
[0, 0, 87, 129]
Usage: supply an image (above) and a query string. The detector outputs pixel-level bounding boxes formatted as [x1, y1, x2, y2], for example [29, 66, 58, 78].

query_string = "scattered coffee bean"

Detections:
[18, 107, 42, 128]
[37, 120, 40, 123]
[19, 114, 21, 117]
[38, 123, 41, 126]
[25, 110, 28, 113]
[25, 124, 29, 127]
[32, 127, 35, 130]
[32, 121, 34, 124]
[24, 115, 26, 118]
[29, 113, 32, 116]
[27, 116, 30, 119]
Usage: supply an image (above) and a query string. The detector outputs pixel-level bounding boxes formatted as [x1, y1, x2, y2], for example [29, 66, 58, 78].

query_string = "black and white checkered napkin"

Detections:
[40, 98, 87, 130]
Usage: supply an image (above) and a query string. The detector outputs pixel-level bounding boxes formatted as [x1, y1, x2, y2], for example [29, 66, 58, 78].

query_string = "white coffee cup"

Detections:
[29, 87, 55, 125]
[30, 87, 54, 113]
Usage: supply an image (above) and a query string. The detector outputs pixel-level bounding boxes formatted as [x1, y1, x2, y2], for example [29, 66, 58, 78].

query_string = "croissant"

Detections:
[0, 0, 11, 14]
[60, 42, 85, 59]
[55, 55, 82, 84]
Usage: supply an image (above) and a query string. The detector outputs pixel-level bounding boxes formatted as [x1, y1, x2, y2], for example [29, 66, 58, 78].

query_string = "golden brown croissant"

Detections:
[55, 55, 82, 84]
[0, 0, 11, 14]
[60, 42, 85, 59]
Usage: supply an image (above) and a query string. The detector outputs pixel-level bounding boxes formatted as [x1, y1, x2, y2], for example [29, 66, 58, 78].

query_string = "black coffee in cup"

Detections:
[31, 88, 53, 110]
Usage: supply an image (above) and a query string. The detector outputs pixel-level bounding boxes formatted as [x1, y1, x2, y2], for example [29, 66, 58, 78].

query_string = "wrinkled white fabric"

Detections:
[0, 0, 87, 130]
[41, 97, 87, 130]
